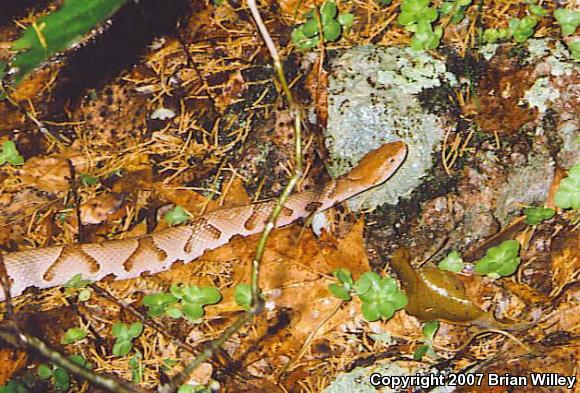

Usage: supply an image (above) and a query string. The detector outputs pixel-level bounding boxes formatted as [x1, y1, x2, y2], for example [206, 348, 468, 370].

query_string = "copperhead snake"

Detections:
[0, 141, 407, 301]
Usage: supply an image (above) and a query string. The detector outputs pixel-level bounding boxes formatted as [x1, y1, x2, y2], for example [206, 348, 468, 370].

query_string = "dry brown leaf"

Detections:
[551, 233, 579, 293]
[19, 156, 72, 193]
[80, 192, 125, 225]
[0, 349, 27, 385]
[112, 167, 154, 193]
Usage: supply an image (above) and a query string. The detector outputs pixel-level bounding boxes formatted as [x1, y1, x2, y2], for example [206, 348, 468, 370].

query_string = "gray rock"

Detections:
[325, 46, 457, 211]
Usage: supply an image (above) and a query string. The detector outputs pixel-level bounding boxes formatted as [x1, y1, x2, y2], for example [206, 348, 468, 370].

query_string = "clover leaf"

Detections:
[354, 272, 408, 322]
[554, 9, 580, 36]
[524, 206, 555, 225]
[410, 21, 443, 50]
[142, 293, 178, 317]
[567, 40, 580, 61]
[508, 16, 538, 43]
[38, 365, 71, 391]
[474, 240, 521, 277]
[0, 141, 24, 166]
[482, 28, 510, 44]
[554, 164, 580, 210]
[328, 268, 354, 301]
[437, 250, 464, 272]
[413, 320, 439, 360]
[80, 173, 99, 186]
[398, 0, 441, 50]
[64, 273, 93, 302]
[112, 322, 143, 356]
[144, 285, 221, 323]
[164, 206, 189, 226]
[234, 283, 252, 310]
[440, 0, 472, 24]
[61, 327, 87, 345]
[398, 0, 438, 26]
[291, 1, 352, 50]
[529, 4, 547, 17]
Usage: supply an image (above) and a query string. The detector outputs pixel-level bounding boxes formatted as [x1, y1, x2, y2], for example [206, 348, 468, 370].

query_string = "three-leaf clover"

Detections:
[554, 164, 580, 210]
[143, 284, 222, 322]
[474, 240, 521, 278]
[508, 16, 538, 43]
[553, 9, 580, 36]
[142, 292, 178, 317]
[0, 141, 24, 166]
[354, 272, 408, 322]
[111, 322, 143, 357]
[170, 284, 222, 321]
[524, 206, 555, 225]
[291, 1, 353, 50]
[61, 327, 87, 345]
[437, 250, 464, 272]
[328, 268, 354, 301]
[164, 206, 190, 226]
[398, 0, 441, 50]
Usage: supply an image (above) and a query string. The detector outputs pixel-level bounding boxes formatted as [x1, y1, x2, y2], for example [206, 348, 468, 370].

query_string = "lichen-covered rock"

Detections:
[326, 46, 457, 211]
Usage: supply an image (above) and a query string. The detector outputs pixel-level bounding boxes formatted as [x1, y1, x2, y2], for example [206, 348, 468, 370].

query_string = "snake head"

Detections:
[346, 141, 408, 186]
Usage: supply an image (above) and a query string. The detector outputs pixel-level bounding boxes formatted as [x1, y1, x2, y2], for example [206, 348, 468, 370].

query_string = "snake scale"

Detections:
[0, 141, 407, 301]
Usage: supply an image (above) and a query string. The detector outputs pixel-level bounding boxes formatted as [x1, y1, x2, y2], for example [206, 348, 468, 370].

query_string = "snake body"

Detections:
[1, 141, 407, 301]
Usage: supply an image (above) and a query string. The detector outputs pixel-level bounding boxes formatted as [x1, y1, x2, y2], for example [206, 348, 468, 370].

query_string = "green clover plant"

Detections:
[554, 164, 580, 210]
[437, 250, 464, 272]
[328, 268, 354, 301]
[413, 320, 439, 360]
[0, 377, 35, 393]
[178, 385, 210, 393]
[0, 141, 24, 166]
[554, 9, 580, 36]
[63, 273, 93, 302]
[474, 240, 521, 278]
[37, 364, 70, 391]
[328, 269, 407, 321]
[567, 40, 580, 61]
[291, 1, 354, 50]
[398, 0, 441, 50]
[79, 173, 99, 186]
[482, 27, 510, 44]
[440, 0, 472, 25]
[234, 283, 252, 310]
[508, 16, 538, 43]
[143, 284, 222, 322]
[111, 322, 143, 357]
[129, 351, 143, 383]
[60, 327, 87, 345]
[164, 206, 190, 226]
[354, 272, 408, 322]
[524, 206, 555, 225]
[529, 4, 548, 17]
[37, 356, 90, 392]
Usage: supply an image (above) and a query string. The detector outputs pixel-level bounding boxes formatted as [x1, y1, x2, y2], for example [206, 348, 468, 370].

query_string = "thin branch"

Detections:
[0, 326, 148, 393]
[159, 1, 304, 391]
